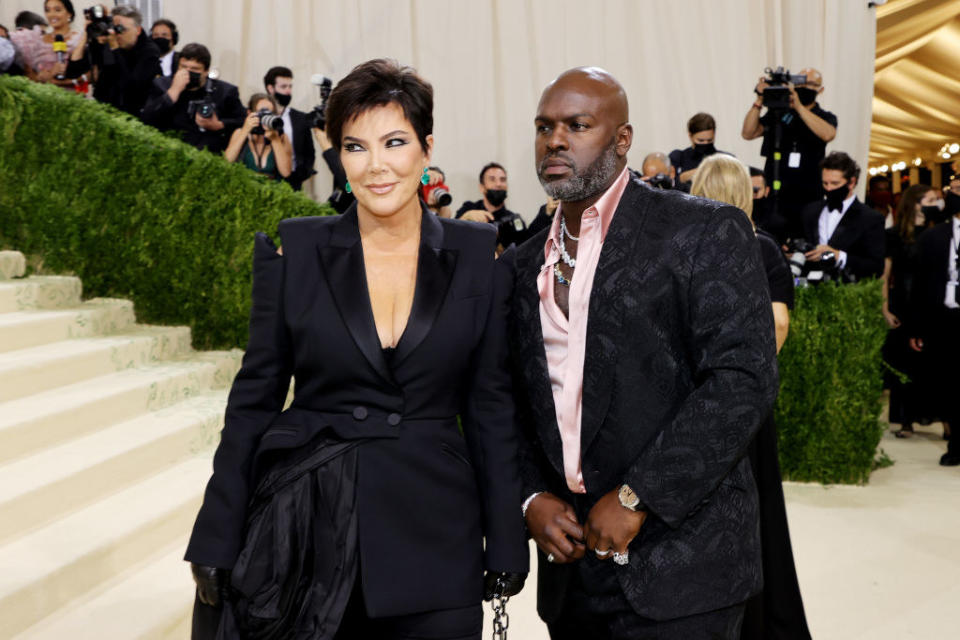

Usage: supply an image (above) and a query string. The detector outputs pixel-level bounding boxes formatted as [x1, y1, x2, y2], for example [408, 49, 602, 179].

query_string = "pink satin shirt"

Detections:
[537, 167, 629, 493]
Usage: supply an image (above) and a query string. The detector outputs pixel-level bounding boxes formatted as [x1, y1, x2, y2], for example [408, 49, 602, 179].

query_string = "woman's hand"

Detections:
[882, 305, 901, 329]
[191, 563, 230, 607]
[241, 111, 260, 136]
[483, 571, 526, 600]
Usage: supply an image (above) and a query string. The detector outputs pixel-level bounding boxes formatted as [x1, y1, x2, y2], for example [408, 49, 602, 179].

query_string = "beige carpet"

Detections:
[483, 424, 958, 639]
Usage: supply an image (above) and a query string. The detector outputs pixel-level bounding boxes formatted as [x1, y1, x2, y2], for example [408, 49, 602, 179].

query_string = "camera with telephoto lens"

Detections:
[187, 99, 216, 120]
[307, 75, 333, 130]
[421, 181, 452, 207]
[252, 109, 284, 135]
[761, 66, 807, 111]
[84, 5, 113, 39]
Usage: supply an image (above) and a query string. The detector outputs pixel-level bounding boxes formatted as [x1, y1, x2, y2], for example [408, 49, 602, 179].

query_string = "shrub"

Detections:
[775, 279, 888, 484]
[0, 76, 334, 349]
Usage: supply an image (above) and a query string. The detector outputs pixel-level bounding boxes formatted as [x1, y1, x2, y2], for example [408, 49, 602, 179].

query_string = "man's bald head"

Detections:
[798, 68, 823, 88]
[641, 152, 672, 178]
[535, 67, 633, 204]
[540, 67, 629, 125]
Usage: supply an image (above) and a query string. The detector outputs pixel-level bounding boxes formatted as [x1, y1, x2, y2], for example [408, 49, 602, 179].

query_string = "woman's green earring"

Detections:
[345, 181, 351, 193]
[421, 168, 430, 185]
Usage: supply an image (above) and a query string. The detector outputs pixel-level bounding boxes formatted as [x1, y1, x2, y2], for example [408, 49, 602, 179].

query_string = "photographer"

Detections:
[263, 66, 315, 191]
[142, 43, 245, 153]
[223, 93, 292, 181]
[421, 166, 453, 218]
[65, 5, 160, 117]
[669, 112, 731, 186]
[456, 162, 527, 248]
[639, 152, 677, 189]
[742, 67, 837, 238]
[795, 151, 884, 282]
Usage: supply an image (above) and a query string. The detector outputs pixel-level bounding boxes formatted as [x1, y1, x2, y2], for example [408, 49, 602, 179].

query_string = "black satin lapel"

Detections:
[317, 224, 396, 387]
[393, 246, 457, 365]
[514, 247, 566, 481]
[580, 181, 646, 455]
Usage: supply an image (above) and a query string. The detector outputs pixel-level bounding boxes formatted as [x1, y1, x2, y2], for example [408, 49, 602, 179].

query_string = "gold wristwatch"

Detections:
[618, 484, 642, 511]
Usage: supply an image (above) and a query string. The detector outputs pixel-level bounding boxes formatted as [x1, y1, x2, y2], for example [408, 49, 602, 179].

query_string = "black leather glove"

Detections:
[483, 571, 526, 601]
[191, 563, 230, 607]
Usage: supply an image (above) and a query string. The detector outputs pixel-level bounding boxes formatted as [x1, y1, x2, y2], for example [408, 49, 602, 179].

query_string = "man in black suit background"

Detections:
[141, 43, 245, 153]
[505, 67, 778, 638]
[263, 66, 316, 191]
[150, 18, 179, 78]
[800, 151, 885, 281]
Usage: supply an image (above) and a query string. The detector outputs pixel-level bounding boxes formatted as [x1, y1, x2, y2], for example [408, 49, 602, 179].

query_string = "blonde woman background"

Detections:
[691, 153, 812, 640]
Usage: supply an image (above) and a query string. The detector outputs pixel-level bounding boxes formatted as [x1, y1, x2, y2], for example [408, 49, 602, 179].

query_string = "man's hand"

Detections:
[168, 67, 191, 102]
[583, 488, 646, 560]
[804, 244, 837, 262]
[196, 111, 224, 131]
[460, 209, 494, 223]
[524, 493, 585, 564]
[754, 76, 770, 96]
[104, 30, 119, 50]
[909, 337, 924, 352]
[311, 127, 332, 151]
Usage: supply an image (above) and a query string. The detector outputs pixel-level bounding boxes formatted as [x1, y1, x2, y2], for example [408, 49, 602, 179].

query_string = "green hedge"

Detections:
[0, 76, 334, 349]
[775, 279, 888, 484]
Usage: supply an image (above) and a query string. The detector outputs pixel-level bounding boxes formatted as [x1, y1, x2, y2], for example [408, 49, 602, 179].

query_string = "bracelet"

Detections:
[521, 492, 543, 517]
[752, 102, 763, 110]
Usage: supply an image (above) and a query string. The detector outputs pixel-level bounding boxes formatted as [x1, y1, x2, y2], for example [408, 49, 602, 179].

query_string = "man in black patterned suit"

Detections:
[502, 67, 779, 638]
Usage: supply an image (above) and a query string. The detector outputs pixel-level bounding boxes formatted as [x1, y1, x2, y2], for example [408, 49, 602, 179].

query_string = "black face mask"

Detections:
[188, 71, 203, 89]
[274, 92, 292, 108]
[795, 87, 818, 107]
[486, 189, 507, 207]
[922, 204, 949, 225]
[752, 196, 768, 214]
[824, 183, 850, 212]
[694, 143, 716, 156]
[944, 191, 960, 217]
[152, 36, 171, 54]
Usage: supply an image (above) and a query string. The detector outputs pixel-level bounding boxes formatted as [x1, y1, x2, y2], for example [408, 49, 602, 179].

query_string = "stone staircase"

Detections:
[0, 251, 242, 639]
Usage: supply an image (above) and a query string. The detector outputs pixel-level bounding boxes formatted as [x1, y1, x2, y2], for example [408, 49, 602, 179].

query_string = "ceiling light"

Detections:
[942, 153, 952, 160]
[869, 167, 878, 176]
[880, 165, 889, 173]
[913, 157, 923, 166]
[950, 144, 959, 154]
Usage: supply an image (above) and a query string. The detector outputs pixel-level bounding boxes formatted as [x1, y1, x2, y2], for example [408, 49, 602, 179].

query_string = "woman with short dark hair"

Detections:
[187, 58, 528, 640]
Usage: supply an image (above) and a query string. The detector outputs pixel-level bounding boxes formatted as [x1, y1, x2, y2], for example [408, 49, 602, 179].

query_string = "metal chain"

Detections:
[491, 577, 510, 640]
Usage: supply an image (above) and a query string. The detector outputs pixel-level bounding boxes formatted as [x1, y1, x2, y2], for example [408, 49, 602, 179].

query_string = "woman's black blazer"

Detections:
[185, 206, 529, 617]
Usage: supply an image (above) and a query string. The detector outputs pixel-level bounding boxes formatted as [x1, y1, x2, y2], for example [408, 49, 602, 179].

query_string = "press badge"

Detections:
[513, 219, 524, 231]
[788, 152, 801, 168]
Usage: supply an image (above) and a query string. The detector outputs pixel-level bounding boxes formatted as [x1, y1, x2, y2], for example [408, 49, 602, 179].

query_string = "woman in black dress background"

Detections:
[691, 154, 811, 640]
[883, 184, 942, 437]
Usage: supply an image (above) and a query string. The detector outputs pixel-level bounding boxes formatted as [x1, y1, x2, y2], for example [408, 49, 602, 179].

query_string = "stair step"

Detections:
[14, 539, 194, 640]
[0, 393, 227, 544]
[0, 251, 26, 280]
[0, 326, 193, 402]
[0, 458, 211, 637]
[0, 350, 242, 465]
[0, 298, 136, 353]
[0, 276, 82, 313]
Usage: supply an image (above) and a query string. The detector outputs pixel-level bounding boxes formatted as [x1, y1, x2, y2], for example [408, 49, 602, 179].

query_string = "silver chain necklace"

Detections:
[558, 218, 577, 269]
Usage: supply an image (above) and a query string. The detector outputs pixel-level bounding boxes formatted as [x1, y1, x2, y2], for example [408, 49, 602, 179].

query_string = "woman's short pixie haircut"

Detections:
[325, 58, 433, 152]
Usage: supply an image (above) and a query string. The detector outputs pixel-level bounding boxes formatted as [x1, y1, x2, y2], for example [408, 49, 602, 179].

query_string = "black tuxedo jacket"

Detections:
[185, 207, 528, 616]
[505, 176, 779, 622]
[910, 220, 957, 340]
[141, 76, 245, 153]
[285, 107, 316, 191]
[802, 197, 885, 280]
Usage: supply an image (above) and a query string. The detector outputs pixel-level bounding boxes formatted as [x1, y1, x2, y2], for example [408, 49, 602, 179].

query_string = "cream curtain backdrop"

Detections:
[3, 0, 877, 216]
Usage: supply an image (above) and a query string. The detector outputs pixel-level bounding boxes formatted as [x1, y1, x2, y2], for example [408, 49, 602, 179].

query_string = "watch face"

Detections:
[619, 485, 638, 507]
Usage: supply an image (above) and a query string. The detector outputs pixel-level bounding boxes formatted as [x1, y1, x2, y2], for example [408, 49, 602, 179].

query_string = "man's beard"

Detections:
[538, 141, 618, 202]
